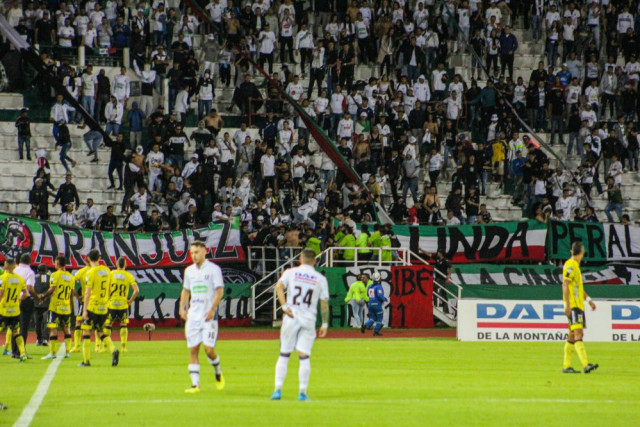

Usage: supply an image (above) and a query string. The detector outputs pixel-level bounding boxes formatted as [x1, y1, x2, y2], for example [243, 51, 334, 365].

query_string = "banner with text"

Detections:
[458, 299, 640, 342]
[0, 214, 245, 268]
[393, 221, 547, 263]
[102, 265, 258, 327]
[452, 264, 640, 286]
[317, 265, 434, 328]
[547, 221, 640, 262]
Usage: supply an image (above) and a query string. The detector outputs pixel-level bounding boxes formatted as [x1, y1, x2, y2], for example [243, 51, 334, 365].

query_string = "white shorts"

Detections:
[185, 319, 218, 348]
[280, 315, 316, 356]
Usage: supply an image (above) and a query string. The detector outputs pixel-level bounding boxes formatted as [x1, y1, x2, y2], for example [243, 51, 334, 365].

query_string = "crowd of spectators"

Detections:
[5, 0, 640, 261]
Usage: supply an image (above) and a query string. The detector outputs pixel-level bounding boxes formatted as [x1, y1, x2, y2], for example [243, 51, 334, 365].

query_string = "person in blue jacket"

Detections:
[361, 272, 387, 336]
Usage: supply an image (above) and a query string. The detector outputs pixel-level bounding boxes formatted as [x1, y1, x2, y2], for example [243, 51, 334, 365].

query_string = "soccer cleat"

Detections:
[185, 386, 201, 394]
[298, 393, 311, 401]
[41, 354, 57, 360]
[112, 350, 120, 367]
[121, 347, 128, 353]
[584, 363, 599, 374]
[562, 367, 580, 374]
[97, 346, 106, 353]
[360, 325, 366, 334]
[77, 362, 91, 367]
[68, 346, 80, 353]
[2, 349, 10, 356]
[19, 355, 27, 362]
[373, 331, 383, 336]
[215, 373, 225, 390]
[65, 353, 70, 358]
[0, 402, 7, 410]
[270, 390, 282, 400]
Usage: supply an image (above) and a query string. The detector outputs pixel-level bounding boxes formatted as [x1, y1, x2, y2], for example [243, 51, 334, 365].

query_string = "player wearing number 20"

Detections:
[271, 248, 329, 402]
[180, 241, 225, 393]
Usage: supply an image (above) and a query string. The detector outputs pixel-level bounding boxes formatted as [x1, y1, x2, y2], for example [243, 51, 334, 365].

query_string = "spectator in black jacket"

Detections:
[29, 178, 50, 219]
[53, 173, 79, 213]
[15, 108, 31, 161]
[403, 36, 425, 83]
[107, 133, 127, 190]
[95, 69, 111, 123]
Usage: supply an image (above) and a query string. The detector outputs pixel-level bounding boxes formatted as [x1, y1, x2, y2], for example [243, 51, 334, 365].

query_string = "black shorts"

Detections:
[108, 309, 129, 326]
[568, 308, 586, 331]
[82, 311, 108, 332]
[48, 312, 72, 329]
[1, 315, 20, 331]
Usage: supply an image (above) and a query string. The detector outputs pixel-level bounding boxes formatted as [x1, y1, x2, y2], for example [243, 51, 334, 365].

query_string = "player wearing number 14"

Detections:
[0, 258, 28, 361]
[271, 248, 329, 402]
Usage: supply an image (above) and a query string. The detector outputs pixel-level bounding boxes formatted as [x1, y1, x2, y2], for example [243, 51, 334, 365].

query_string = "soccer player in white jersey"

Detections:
[179, 241, 225, 393]
[271, 248, 329, 401]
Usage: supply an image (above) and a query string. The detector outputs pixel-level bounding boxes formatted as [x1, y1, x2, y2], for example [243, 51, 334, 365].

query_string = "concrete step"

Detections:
[0, 93, 24, 110]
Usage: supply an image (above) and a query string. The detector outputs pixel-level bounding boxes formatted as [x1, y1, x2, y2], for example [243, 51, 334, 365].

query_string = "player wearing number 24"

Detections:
[272, 248, 330, 402]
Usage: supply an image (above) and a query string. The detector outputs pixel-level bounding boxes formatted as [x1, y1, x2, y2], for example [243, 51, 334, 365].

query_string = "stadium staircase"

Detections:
[249, 246, 459, 328]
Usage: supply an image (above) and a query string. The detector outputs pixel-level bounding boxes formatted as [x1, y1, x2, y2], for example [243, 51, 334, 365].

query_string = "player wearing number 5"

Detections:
[106, 257, 139, 353]
[79, 249, 118, 367]
[362, 272, 387, 336]
[41, 256, 76, 360]
[562, 241, 598, 374]
[180, 241, 225, 394]
[271, 248, 329, 402]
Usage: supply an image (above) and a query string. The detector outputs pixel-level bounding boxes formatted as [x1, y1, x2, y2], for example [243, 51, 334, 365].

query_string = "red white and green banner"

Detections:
[0, 214, 244, 268]
[318, 265, 434, 328]
[548, 221, 640, 262]
[393, 221, 547, 263]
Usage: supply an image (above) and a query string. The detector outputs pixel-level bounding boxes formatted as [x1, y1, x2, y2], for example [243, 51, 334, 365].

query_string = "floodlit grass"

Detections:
[1, 338, 639, 426]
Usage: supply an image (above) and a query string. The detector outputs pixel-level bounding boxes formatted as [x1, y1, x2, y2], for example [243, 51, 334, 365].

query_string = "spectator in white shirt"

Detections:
[77, 198, 99, 228]
[59, 203, 78, 226]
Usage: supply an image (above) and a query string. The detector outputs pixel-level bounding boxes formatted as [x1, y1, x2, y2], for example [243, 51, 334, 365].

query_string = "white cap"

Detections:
[409, 136, 417, 143]
[491, 114, 498, 121]
[418, 74, 425, 80]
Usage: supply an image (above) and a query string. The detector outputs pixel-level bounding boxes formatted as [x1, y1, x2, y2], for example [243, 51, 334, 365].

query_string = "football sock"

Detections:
[120, 328, 128, 349]
[5, 330, 12, 352]
[101, 334, 115, 354]
[73, 329, 81, 348]
[49, 336, 58, 354]
[188, 364, 200, 387]
[64, 335, 72, 352]
[298, 356, 310, 395]
[15, 336, 25, 357]
[94, 331, 102, 350]
[82, 337, 91, 363]
[563, 341, 575, 369]
[208, 356, 222, 375]
[574, 340, 589, 367]
[275, 353, 290, 391]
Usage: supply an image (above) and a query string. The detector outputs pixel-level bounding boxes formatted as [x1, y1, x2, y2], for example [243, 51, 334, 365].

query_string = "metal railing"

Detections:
[249, 245, 462, 327]
[247, 246, 304, 274]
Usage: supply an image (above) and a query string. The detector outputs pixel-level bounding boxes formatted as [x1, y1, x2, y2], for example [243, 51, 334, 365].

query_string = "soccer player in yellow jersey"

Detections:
[70, 260, 92, 353]
[80, 249, 118, 367]
[0, 259, 28, 362]
[106, 257, 139, 353]
[562, 241, 599, 374]
[41, 256, 76, 360]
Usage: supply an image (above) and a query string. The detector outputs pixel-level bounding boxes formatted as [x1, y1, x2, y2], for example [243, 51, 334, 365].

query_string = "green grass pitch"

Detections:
[1, 338, 639, 426]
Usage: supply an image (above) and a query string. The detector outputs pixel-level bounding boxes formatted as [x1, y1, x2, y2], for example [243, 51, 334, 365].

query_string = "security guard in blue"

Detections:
[361, 272, 387, 336]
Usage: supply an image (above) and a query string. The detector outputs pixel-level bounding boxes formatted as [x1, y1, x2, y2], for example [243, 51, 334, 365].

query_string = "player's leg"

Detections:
[362, 304, 375, 332]
[120, 312, 129, 352]
[99, 315, 118, 366]
[71, 316, 82, 352]
[562, 329, 578, 373]
[79, 316, 93, 367]
[3, 324, 11, 355]
[272, 316, 298, 399]
[295, 320, 317, 401]
[572, 317, 598, 373]
[203, 320, 224, 390]
[94, 330, 104, 352]
[43, 313, 59, 359]
[13, 323, 26, 361]
[62, 323, 72, 358]
[185, 320, 203, 392]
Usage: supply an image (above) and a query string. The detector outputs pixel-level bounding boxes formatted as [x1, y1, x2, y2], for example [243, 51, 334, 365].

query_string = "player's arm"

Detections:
[583, 290, 596, 310]
[275, 281, 293, 318]
[179, 288, 190, 321]
[43, 276, 56, 298]
[562, 277, 571, 317]
[205, 287, 224, 322]
[20, 283, 29, 302]
[83, 283, 92, 320]
[128, 281, 139, 307]
[318, 299, 329, 338]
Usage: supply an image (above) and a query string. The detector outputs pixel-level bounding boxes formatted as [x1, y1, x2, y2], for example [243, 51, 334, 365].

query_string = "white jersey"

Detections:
[279, 264, 329, 321]
[183, 260, 224, 322]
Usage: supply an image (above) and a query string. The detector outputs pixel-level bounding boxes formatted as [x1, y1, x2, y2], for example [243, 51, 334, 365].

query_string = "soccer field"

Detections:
[1, 337, 638, 427]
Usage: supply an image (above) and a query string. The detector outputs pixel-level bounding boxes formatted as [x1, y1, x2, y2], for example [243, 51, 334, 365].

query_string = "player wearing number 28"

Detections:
[272, 248, 329, 402]
[180, 241, 225, 393]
